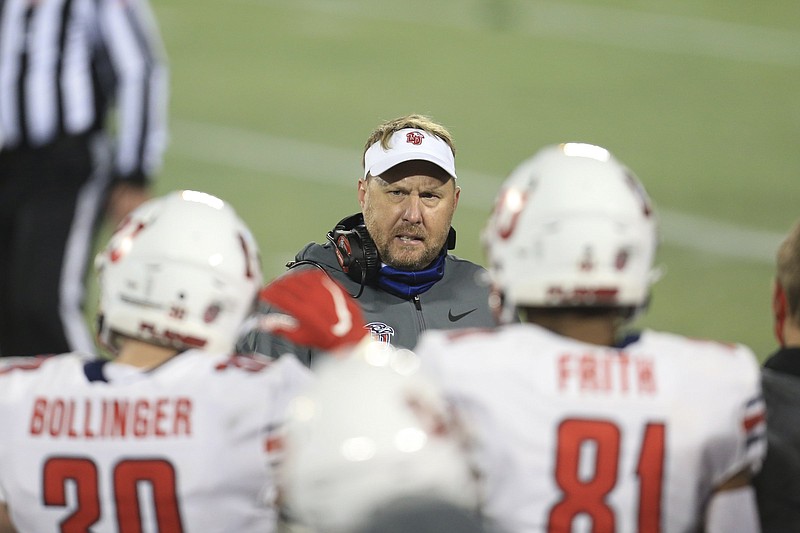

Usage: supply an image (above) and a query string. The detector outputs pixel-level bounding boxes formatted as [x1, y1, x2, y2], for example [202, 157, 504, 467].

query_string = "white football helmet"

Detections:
[482, 143, 658, 321]
[95, 190, 263, 354]
[280, 341, 480, 532]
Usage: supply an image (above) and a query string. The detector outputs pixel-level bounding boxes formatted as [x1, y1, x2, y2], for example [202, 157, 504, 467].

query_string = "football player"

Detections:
[277, 338, 482, 532]
[414, 143, 766, 533]
[0, 191, 321, 532]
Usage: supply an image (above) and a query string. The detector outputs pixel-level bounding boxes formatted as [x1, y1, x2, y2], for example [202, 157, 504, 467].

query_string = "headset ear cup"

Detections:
[328, 214, 381, 285]
[331, 228, 367, 283]
[354, 226, 379, 284]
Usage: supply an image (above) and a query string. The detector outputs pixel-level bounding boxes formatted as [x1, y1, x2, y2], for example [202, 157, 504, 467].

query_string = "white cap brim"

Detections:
[363, 128, 457, 180]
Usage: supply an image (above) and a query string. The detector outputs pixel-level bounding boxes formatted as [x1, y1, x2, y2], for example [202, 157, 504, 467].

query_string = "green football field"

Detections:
[102, 0, 799, 359]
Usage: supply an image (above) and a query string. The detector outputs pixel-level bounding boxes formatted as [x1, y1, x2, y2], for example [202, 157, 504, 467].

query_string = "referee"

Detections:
[0, 0, 168, 357]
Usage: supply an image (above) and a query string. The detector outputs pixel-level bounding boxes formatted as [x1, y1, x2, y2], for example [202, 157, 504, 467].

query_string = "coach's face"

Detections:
[359, 160, 460, 271]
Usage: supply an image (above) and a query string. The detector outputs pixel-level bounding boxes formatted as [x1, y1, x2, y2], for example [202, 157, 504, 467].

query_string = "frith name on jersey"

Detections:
[29, 396, 193, 439]
[557, 351, 657, 395]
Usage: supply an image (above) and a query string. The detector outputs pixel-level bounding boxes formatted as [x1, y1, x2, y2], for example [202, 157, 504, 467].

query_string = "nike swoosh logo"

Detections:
[448, 308, 477, 322]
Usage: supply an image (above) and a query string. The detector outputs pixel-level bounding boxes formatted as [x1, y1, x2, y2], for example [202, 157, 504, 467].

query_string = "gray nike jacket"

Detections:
[238, 240, 496, 367]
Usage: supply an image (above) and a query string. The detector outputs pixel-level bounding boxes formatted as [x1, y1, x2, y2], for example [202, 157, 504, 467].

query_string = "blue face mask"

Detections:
[377, 250, 446, 298]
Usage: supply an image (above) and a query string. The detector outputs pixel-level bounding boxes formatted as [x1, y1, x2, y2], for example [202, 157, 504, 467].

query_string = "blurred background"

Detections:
[100, 0, 799, 358]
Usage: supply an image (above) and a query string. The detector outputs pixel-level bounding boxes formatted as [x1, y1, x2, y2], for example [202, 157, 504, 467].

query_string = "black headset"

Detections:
[325, 213, 457, 288]
[326, 213, 381, 287]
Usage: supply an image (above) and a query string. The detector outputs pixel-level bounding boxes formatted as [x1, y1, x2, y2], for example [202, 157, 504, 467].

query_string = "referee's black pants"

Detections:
[0, 133, 110, 357]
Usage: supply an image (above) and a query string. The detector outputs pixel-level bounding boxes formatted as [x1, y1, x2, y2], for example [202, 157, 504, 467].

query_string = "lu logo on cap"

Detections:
[406, 131, 424, 145]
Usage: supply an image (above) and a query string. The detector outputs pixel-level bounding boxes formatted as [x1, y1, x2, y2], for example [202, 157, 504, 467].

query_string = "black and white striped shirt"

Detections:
[0, 0, 168, 182]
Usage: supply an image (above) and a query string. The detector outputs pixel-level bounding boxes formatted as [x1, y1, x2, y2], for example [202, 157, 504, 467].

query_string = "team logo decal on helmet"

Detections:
[109, 220, 147, 263]
[366, 322, 395, 344]
[493, 186, 530, 240]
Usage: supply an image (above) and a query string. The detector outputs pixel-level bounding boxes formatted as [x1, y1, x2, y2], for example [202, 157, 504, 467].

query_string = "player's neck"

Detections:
[783, 323, 800, 347]
[114, 339, 180, 369]
[527, 312, 618, 347]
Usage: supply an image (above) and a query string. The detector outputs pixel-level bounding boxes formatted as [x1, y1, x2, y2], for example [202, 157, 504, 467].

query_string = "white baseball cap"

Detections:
[363, 128, 457, 180]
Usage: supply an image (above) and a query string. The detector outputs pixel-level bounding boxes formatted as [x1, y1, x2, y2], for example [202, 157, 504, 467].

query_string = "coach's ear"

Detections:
[772, 280, 788, 347]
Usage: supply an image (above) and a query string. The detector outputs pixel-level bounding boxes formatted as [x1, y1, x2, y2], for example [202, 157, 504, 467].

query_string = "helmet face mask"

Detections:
[482, 143, 659, 323]
[95, 190, 263, 355]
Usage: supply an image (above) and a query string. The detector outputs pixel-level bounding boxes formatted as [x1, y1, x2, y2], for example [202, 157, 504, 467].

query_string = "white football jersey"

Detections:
[0, 351, 311, 533]
[415, 325, 765, 533]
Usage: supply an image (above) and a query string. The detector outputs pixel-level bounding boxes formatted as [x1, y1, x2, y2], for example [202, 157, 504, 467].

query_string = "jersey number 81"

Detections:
[548, 418, 666, 533]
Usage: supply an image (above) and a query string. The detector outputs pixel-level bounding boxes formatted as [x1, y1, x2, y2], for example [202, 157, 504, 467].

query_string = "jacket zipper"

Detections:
[413, 295, 426, 333]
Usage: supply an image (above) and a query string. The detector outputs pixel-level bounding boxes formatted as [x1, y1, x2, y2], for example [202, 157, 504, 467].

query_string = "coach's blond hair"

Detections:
[361, 114, 456, 168]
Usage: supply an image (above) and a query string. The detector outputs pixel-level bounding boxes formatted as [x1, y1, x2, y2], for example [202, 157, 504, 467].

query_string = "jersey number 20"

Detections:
[548, 418, 665, 533]
[43, 456, 184, 532]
